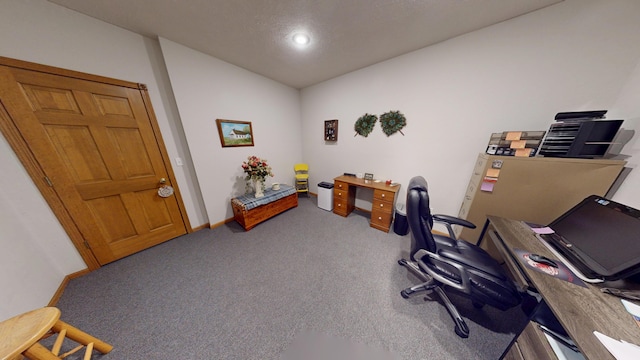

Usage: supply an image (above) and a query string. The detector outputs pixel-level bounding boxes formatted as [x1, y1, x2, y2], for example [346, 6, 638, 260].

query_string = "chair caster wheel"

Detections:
[400, 290, 411, 299]
[398, 259, 407, 266]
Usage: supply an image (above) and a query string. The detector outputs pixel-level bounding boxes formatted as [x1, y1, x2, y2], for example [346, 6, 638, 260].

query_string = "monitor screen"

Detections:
[547, 195, 640, 279]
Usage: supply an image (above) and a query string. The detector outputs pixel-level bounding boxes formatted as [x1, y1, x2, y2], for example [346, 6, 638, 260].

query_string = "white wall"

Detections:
[609, 56, 640, 206]
[300, 0, 640, 216]
[0, 0, 207, 319]
[159, 39, 302, 223]
[0, 134, 84, 320]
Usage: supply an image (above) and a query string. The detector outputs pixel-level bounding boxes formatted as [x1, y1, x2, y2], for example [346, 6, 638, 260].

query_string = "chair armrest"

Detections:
[432, 214, 476, 239]
[432, 214, 476, 229]
[414, 249, 470, 294]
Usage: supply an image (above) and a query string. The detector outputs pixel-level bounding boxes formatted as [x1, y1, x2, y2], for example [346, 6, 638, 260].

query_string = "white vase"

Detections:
[254, 178, 265, 198]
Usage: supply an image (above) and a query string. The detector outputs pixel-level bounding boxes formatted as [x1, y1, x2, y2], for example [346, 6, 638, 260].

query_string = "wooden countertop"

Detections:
[488, 215, 640, 359]
[333, 175, 400, 193]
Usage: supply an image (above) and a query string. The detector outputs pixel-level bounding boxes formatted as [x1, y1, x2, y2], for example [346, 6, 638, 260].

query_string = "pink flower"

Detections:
[241, 155, 274, 181]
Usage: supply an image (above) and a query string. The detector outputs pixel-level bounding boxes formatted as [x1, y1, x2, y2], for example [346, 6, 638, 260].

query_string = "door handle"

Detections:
[159, 178, 166, 184]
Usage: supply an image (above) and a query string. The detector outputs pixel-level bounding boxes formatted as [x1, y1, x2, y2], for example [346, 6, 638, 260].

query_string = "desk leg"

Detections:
[476, 219, 490, 246]
[498, 292, 543, 360]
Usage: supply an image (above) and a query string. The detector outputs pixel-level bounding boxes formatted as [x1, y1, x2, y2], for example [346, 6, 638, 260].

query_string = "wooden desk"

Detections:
[333, 175, 400, 232]
[484, 216, 640, 360]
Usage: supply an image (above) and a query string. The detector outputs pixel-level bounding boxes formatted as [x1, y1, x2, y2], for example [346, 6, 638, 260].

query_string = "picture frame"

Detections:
[364, 173, 374, 181]
[216, 119, 254, 147]
[324, 119, 338, 141]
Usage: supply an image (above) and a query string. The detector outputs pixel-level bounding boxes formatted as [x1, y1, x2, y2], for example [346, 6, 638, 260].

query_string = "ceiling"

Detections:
[47, 0, 562, 89]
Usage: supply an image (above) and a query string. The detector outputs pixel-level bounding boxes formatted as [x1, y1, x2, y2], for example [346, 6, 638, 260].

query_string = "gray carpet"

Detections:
[53, 196, 527, 359]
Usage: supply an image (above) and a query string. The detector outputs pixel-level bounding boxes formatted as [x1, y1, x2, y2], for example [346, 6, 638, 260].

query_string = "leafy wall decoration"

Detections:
[354, 113, 378, 137]
[379, 110, 406, 136]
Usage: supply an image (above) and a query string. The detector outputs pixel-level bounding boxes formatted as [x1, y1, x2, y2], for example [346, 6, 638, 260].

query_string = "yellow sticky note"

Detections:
[515, 148, 531, 157]
[510, 140, 526, 149]
[486, 168, 500, 178]
[505, 132, 522, 141]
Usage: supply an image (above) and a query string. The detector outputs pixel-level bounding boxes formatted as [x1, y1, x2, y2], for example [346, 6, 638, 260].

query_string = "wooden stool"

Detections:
[0, 307, 112, 360]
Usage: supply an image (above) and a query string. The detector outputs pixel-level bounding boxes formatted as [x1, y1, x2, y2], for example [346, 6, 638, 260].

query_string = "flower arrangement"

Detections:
[241, 155, 274, 182]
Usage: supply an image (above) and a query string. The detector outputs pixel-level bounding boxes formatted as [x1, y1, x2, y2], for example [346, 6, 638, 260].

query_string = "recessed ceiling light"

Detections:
[292, 33, 310, 45]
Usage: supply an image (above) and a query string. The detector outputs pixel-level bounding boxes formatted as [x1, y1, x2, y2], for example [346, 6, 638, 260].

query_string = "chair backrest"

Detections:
[294, 163, 308, 174]
[406, 176, 437, 258]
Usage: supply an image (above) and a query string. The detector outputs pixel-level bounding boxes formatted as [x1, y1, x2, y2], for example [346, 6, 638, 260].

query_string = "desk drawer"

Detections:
[374, 189, 394, 202]
[333, 180, 355, 216]
[334, 187, 350, 200]
[334, 181, 348, 191]
[371, 209, 392, 232]
[373, 198, 393, 214]
[333, 199, 349, 216]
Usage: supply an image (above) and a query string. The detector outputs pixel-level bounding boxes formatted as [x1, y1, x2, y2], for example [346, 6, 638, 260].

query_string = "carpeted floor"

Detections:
[53, 196, 528, 359]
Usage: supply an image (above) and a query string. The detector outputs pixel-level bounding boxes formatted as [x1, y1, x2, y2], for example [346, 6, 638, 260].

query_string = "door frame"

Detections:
[0, 56, 192, 270]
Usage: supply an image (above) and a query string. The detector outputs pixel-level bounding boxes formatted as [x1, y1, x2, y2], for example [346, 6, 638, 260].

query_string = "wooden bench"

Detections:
[231, 184, 298, 230]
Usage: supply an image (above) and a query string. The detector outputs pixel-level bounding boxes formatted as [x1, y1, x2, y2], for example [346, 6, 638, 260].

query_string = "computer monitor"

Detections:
[541, 195, 640, 281]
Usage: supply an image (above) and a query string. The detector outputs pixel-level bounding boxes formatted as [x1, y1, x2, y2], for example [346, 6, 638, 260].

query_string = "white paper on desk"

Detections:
[622, 299, 640, 318]
[593, 331, 640, 360]
[621, 299, 640, 328]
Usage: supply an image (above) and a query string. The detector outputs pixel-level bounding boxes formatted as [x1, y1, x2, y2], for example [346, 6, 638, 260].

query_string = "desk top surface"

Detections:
[334, 175, 400, 193]
[488, 215, 640, 360]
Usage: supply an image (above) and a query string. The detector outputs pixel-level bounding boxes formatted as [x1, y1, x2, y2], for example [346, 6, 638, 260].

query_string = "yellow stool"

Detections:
[0, 307, 112, 360]
[294, 163, 309, 197]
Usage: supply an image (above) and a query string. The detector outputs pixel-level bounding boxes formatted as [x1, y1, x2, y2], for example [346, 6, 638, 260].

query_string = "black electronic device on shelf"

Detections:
[538, 119, 623, 158]
[554, 110, 607, 121]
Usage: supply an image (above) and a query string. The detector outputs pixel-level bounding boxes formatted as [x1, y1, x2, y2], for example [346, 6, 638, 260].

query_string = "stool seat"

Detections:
[0, 307, 112, 360]
[0, 307, 60, 360]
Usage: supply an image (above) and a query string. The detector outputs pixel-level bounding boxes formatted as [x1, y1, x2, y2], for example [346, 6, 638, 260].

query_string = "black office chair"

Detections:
[398, 176, 522, 338]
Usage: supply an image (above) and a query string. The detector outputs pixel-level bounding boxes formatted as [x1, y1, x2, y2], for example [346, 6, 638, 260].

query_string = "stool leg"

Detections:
[83, 343, 94, 360]
[51, 320, 113, 354]
[51, 328, 67, 355]
[22, 342, 60, 360]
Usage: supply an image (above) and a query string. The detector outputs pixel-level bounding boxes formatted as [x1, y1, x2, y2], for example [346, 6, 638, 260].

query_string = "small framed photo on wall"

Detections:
[324, 119, 338, 141]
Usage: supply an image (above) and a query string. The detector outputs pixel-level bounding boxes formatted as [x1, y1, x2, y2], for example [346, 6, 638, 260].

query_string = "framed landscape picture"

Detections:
[216, 119, 254, 147]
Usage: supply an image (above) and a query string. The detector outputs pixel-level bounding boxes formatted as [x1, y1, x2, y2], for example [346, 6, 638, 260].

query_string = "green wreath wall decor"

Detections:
[354, 113, 378, 137]
[379, 110, 406, 136]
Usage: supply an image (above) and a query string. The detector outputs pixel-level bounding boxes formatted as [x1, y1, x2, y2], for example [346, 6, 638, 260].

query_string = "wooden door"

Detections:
[0, 60, 187, 266]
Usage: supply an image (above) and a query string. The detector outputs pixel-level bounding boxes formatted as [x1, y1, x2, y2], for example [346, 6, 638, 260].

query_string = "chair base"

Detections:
[398, 258, 470, 338]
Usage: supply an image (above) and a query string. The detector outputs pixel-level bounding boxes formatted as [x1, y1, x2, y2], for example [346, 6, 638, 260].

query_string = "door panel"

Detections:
[45, 125, 111, 182]
[0, 64, 187, 265]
